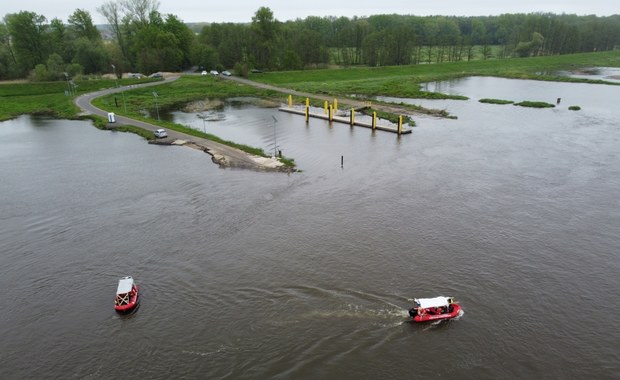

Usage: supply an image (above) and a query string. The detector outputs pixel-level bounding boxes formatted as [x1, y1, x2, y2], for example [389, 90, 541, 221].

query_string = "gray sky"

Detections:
[3, 0, 618, 24]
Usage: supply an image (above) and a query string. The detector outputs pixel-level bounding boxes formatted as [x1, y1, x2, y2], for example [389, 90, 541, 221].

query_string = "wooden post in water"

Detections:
[372, 112, 377, 130]
[398, 115, 403, 135]
[350, 109, 355, 126]
[329, 105, 333, 121]
[306, 98, 310, 107]
[324, 101, 328, 115]
[341, 155, 343, 168]
[334, 98, 338, 111]
[288, 95, 292, 107]
[305, 105, 309, 122]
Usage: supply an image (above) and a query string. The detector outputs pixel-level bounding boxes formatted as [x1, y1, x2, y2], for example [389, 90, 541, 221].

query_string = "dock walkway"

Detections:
[278, 106, 412, 134]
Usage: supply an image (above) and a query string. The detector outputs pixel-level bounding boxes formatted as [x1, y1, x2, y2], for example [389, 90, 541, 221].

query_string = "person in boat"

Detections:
[408, 307, 415, 317]
[447, 297, 454, 313]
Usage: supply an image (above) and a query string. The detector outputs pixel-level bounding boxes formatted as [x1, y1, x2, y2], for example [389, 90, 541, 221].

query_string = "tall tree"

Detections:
[163, 14, 194, 68]
[4, 11, 49, 76]
[68, 9, 101, 41]
[121, 0, 160, 26]
[97, 1, 128, 72]
[251, 6, 278, 69]
[0, 22, 18, 78]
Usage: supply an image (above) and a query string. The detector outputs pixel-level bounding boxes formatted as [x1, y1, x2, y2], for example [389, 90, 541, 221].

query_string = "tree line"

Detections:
[1, 0, 619, 81]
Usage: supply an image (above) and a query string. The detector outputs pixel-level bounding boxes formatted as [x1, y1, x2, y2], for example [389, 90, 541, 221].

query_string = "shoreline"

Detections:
[74, 77, 295, 173]
[148, 138, 291, 172]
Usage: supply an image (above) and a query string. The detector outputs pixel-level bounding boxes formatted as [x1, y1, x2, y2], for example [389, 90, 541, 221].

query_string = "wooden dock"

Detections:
[278, 107, 412, 134]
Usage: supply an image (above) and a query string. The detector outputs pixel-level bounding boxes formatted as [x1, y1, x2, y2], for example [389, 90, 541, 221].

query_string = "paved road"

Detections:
[74, 76, 288, 172]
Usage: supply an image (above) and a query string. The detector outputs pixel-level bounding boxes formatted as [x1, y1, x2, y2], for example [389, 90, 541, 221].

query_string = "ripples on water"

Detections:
[1, 76, 619, 378]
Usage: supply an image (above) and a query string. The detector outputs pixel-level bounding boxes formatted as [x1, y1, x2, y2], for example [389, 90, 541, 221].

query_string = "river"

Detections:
[1, 76, 619, 379]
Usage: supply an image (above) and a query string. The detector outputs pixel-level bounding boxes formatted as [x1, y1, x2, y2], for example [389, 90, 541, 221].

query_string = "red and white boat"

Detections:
[408, 296, 461, 322]
[114, 276, 139, 313]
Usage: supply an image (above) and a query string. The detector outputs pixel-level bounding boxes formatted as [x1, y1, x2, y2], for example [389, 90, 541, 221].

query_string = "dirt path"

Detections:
[223, 75, 369, 108]
[222, 75, 439, 117]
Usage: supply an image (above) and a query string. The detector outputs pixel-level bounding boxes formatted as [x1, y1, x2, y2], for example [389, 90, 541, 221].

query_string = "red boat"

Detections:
[114, 276, 139, 313]
[408, 296, 461, 322]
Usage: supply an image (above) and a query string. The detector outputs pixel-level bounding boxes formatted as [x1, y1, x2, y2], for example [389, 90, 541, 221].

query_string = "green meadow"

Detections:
[250, 50, 620, 99]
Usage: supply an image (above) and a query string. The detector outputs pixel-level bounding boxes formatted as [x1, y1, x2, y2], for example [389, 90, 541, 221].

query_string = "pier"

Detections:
[278, 97, 412, 134]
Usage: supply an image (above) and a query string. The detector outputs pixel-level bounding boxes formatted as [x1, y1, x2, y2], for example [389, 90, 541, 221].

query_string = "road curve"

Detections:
[74, 75, 289, 172]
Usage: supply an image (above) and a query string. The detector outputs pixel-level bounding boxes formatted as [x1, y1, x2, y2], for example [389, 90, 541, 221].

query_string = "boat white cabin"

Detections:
[116, 276, 135, 295]
[415, 296, 454, 309]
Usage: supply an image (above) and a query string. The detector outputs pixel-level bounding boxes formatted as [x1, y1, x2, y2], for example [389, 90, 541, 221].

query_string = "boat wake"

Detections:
[303, 303, 407, 322]
[182, 345, 239, 357]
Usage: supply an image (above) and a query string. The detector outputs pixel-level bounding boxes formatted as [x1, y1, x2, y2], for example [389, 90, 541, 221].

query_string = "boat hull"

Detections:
[412, 303, 460, 323]
[114, 285, 139, 313]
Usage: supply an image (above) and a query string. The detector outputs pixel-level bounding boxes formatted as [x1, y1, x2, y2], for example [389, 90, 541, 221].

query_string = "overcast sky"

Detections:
[3, 0, 618, 24]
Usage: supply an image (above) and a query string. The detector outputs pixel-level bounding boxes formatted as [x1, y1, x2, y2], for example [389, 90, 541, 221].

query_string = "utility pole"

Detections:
[111, 64, 127, 112]
[152, 92, 160, 121]
[272, 115, 278, 158]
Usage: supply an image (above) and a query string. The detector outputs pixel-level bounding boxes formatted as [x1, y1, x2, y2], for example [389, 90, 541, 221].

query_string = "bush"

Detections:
[568, 105, 581, 111]
[514, 101, 555, 108]
[479, 98, 514, 105]
[234, 62, 249, 78]
[31, 64, 49, 81]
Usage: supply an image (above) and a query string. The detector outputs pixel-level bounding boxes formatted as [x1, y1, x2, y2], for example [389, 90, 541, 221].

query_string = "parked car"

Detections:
[201, 70, 207, 76]
[210, 70, 219, 76]
[149, 72, 163, 78]
[221, 70, 232, 76]
[154, 129, 167, 138]
[129, 73, 143, 79]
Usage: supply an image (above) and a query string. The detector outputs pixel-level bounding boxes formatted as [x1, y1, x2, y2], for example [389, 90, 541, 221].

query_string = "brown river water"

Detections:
[1, 76, 619, 379]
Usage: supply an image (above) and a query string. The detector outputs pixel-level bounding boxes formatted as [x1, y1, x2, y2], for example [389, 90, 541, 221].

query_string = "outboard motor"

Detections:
[408, 307, 417, 318]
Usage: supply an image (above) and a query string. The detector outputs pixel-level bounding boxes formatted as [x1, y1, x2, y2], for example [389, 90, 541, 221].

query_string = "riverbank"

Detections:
[149, 138, 288, 171]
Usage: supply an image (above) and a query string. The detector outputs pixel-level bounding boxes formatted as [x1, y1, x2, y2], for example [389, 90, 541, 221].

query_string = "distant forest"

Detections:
[1, 0, 619, 80]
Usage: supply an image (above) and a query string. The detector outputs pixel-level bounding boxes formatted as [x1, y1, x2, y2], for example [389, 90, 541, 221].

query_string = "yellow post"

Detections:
[324, 101, 328, 115]
[372, 112, 377, 130]
[398, 115, 403, 135]
[306, 98, 309, 107]
[305, 106, 309, 122]
[350, 109, 355, 126]
[288, 95, 292, 107]
[334, 98, 338, 111]
[329, 105, 333, 121]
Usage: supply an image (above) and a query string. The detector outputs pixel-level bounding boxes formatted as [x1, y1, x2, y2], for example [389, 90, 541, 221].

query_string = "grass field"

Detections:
[0, 78, 152, 121]
[249, 50, 620, 99]
[92, 75, 282, 114]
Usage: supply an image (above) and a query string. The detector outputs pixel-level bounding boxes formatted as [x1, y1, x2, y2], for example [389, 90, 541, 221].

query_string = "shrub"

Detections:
[568, 105, 581, 111]
[514, 101, 555, 108]
[479, 98, 514, 105]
